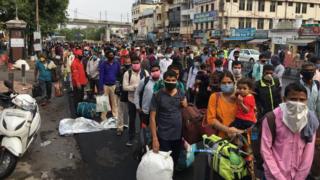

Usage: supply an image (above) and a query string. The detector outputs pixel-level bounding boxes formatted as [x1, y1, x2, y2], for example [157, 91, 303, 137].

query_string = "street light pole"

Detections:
[36, 0, 40, 31]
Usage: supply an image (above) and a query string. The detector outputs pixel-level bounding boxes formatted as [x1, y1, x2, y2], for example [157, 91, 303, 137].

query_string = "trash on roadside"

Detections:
[40, 140, 51, 147]
[58, 117, 116, 135]
[13, 59, 30, 71]
[40, 171, 49, 179]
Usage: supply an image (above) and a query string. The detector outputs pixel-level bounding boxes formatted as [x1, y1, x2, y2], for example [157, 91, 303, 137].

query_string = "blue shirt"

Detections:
[35, 60, 52, 81]
[99, 60, 120, 90]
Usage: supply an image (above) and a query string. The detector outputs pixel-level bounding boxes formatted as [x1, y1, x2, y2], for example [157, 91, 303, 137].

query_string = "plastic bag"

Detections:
[96, 95, 110, 112]
[176, 140, 196, 171]
[136, 147, 174, 180]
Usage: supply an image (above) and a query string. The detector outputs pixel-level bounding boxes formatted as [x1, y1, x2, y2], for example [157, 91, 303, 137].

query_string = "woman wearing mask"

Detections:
[207, 71, 243, 138]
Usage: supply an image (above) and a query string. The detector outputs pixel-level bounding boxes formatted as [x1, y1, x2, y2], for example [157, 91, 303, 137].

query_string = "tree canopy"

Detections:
[0, 0, 69, 35]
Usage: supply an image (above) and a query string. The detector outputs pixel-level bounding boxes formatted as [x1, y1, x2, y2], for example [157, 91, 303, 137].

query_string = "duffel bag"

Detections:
[76, 102, 97, 119]
[182, 104, 205, 144]
[203, 134, 249, 180]
[32, 83, 42, 98]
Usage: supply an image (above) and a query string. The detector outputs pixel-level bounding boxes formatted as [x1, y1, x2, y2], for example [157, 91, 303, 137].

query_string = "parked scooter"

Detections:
[0, 80, 41, 178]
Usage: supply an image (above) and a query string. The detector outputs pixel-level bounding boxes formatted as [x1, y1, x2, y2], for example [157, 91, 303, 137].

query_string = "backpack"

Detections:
[251, 111, 276, 172]
[138, 77, 150, 108]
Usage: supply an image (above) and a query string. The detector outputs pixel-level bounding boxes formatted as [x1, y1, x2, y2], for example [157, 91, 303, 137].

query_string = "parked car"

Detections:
[239, 49, 260, 63]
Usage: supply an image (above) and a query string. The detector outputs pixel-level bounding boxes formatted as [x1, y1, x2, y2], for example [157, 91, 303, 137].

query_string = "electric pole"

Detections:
[105, 10, 108, 21]
[36, 0, 39, 31]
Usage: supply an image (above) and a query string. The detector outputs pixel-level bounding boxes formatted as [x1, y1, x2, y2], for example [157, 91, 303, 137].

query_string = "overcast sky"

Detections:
[68, 0, 135, 22]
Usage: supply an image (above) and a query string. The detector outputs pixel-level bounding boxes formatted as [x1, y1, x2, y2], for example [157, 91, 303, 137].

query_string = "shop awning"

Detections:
[247, 39, 270, 44]
[223, 37, 253, 41]
[287, 39, 315, 46]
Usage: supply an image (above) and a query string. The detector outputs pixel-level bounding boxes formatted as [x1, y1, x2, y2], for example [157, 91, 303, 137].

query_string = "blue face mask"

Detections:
[220, 83, 234, 93]
[218, 55, 224, 58]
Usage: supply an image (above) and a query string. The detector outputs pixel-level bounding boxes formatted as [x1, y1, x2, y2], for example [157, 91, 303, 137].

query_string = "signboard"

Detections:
[299, 26, 320, 36]
[211, 30, 221, 37]
[10, 38, 24, 47]
[255, 30, 268, 38]
[231, 28, 256, 38]
[194, 11, 217, 23]
[33, 31, 41, 40]
[33, 44, 42, 51]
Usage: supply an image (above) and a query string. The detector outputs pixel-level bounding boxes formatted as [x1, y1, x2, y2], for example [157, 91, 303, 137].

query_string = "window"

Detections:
[270, 1, 276, 12]
[206, 5, 209, 12]
[244, 50, 250, 55]
[211, 3, 214, 11]
[258, 0, 265, 12]
[310, 3, 314, 8]
[288, 2, 293, 6]
[246, 18, 252, 28]
[233, 0, 238, 2]
[246, 0, 253, 11]
[201, 6, 204, 13]
[226, 0, 230, 2]
[239, 18, 245, 28]
[206, 22, 209, 29]
[269, 19, 273, 29]
[211, 22, 214, 29]
[296, 3, 301, 13]
[196, 23, 199, 30]
[258, 19, 264, 29]
[239, 0, 245, 10]
[302, 3, 307, 13]
[200, 23, 203, 29]
[277, 1, 282, 6]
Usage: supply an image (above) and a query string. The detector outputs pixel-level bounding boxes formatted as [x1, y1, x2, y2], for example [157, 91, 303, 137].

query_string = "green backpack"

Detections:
[203, 134, 249, 180]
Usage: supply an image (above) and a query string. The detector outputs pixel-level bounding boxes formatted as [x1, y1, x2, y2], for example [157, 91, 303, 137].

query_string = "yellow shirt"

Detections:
[207, 93, 237, 137]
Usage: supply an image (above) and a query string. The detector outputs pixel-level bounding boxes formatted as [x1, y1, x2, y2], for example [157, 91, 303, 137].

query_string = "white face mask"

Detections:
[232, 68, 241, 75]
[279, 101, 308, 133]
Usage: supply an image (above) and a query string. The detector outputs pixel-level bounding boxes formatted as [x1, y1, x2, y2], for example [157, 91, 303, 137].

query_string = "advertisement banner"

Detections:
[194, 11, 217, 23]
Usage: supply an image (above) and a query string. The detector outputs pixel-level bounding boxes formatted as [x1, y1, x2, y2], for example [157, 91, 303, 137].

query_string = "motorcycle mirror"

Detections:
[4, 80, 13, 90]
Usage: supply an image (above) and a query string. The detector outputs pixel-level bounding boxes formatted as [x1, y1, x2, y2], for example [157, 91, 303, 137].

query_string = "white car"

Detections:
[239, 49, 260, 63]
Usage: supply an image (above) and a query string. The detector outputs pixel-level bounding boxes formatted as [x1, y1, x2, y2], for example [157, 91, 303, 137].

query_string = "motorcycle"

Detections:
[0, 80, 41, 178]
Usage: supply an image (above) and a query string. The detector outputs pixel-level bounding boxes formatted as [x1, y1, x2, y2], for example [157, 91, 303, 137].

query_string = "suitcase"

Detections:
[76, 102, 97, 119]
[32, 83, 42, 98]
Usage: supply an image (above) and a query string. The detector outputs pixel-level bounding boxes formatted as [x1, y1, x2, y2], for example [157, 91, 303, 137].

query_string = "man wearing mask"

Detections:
[200, 47, 210, 64]
[228, 50, 240, 72]
[134, 64, 161, 142]
[252, 54, 267, 81]
[261, 83, 318, 180]
[99, 50, 121, 121]
[71, 49, 88, 109]
[86, 49, 100, 99]
[160, 48, 173, 78]
[186, 58, 200, 103]
[232, 61, 242, 83]
[299, 63, 320, 119]
[255, 64, 282, 118]
[116, 57, 132, 135]
[123, 57, 149, 146]
[271, 55, 285, 87]
[150, 70, 187, 166]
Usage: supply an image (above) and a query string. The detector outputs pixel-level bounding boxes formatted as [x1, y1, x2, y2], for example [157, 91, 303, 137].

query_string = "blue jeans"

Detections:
[39, 80, 52, 101]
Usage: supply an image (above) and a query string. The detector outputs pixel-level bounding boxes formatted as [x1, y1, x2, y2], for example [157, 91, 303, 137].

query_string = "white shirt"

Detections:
[123, 69, 149, 103]
[273, 64, 285, 86]
[159, 58, 173, 78]
[86, 57, 100, 79]
[186, 66, 199, 89]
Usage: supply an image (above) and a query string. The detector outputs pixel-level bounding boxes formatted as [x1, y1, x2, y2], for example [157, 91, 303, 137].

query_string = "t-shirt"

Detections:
[150, 90, 185, 141]
[35, 60, 55, 81]
[236, 95, 256, 123]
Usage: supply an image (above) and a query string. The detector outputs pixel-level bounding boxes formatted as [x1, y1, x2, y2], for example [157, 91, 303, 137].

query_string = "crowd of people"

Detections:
[33, 42, 320, 180]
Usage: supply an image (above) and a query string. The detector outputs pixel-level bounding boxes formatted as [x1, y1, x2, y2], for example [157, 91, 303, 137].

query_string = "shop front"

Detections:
[222, 28, 256, 48]
[247, 30, 270, 51]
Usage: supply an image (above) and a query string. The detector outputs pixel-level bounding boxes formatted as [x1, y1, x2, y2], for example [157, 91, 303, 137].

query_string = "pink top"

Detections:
[261, 107, 316, 180]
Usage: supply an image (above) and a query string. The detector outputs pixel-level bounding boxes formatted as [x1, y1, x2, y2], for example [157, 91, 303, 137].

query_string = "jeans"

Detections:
[158, 138, 182, 165]
[128, 101, 137, 141]
[73, 85, 84, 110]
[39, 80, 52, 101]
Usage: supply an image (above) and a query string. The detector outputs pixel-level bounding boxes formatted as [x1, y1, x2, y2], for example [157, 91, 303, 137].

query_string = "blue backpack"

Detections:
[76, 102, 97, 119]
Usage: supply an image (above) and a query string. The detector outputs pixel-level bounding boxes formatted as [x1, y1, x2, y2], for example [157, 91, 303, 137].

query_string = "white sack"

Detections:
[59, 117, 116, 135]
[96, 95, 111, 112]
[137, 148, 174, 180]
[13, 59, 30, 71]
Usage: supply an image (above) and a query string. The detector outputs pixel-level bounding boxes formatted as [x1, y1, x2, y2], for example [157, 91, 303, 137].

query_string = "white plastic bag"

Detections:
[136, 147, 174, 180]
[13, 59, 30, 71]
[96, 95, 110, 112]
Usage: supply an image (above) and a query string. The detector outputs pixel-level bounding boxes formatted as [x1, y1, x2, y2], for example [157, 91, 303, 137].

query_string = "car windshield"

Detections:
[250, 50, 260, 55]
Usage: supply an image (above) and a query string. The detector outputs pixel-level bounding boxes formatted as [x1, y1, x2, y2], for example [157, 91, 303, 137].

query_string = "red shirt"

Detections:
[206, 57, 217, 72]
[71, 58, 88, 87]
[236, 95, 256, 123]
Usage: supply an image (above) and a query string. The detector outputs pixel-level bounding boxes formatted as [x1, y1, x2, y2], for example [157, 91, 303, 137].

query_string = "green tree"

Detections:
[0, 0, 69, 35]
